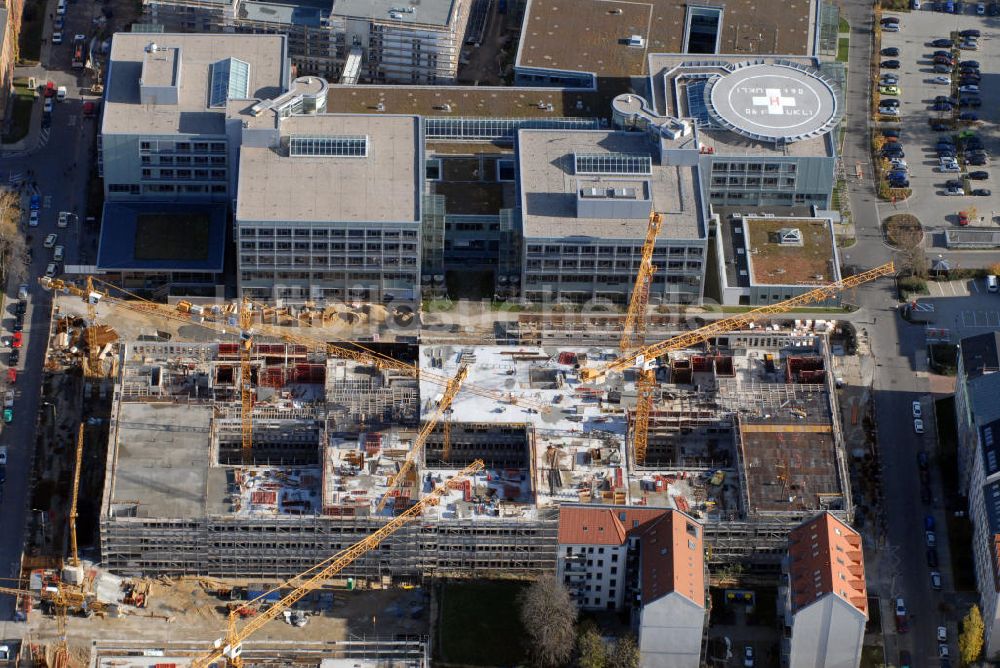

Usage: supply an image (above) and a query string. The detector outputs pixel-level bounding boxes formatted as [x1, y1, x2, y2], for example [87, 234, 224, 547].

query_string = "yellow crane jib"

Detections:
[620, 211, 663, 353]
[375, 365, 469, 513]
[191, 459, 485, 668]
[579, 261, 895, 384]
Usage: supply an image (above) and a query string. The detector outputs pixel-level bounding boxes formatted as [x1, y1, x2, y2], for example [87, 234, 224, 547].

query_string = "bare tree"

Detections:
[519, 576, 577, 667]
[0, 191, 28, 284]
[608, 635, 640, 668]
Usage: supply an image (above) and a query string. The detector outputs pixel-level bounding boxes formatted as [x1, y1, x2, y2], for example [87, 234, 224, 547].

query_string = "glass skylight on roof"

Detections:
[574, 152, 651, 176]
[209, 58, 251, 108]
[288, 135, 369, 157]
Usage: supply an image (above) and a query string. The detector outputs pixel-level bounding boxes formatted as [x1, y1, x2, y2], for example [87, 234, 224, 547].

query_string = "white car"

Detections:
[879, 107, 900, 116]
[939, 644, 950, 658]
[931, 571, 942, 589]
[53, 245, 64, 262]
[960, 84, 980, 94]
[941, 165, 962, 174]
[43, 233, 57, 248]
[43, 98, 53, 114]
[926, 530, 936, 547]
[45, 263, 57, 278]
[57, 211, 70, 228]
[938, 626, 948, 642]
[932, 75, 952, 85]
[946, 186, 965, 195]
[978, 1, 987, 12]
[890, 159, 908, 170]
[915, 418, 925, 433]
[912, 401, 922, 418]
[896, 597, 907, 617]
[52, 31, 62, 44]
[28, 210, 39, 226]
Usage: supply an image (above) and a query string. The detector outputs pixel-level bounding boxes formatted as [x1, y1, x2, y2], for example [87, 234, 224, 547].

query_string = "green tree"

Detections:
[577, 627, 607, 668]
[0, 192, 27, 283]
[960, 604, 984, 666]
[518, 577, 577, 667]
[608, 635, 640, 668]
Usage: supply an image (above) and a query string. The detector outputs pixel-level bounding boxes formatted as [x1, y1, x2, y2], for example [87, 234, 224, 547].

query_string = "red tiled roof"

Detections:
[638, 512, 705, 608]
[558, 505, 705, 609]
[788, 513, 868, 617]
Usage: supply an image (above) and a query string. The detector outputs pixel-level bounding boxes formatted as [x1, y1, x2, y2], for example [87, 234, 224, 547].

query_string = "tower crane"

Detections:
[40, 278, 550, 416]
[579, 262, 896, 384]
[190, 459, 485, 668]
[618, 212, 663, 466]
[375, 365, 468, 513]
[68, 423, 84, 568]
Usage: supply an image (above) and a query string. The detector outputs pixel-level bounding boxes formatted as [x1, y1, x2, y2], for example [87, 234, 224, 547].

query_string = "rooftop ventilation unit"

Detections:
[627, 35, 645, 47]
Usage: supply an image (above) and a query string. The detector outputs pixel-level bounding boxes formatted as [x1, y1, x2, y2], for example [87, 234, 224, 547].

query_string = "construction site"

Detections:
[0, 256, 892, 666]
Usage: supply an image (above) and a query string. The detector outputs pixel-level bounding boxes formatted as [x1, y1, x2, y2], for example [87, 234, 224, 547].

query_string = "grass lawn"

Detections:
[18, 0, 45, 62]
[2, 95, 33, 144]
[860, 644, 886, 668]
[935, 397, 978, 591]
[837, 37, 850, 62]
[839, 16, 850, 33]
[436, 580, 528, 665]
[134, 213, 210, 261]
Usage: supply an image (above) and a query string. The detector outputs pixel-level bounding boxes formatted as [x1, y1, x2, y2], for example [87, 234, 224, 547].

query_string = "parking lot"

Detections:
[879, 6, 1000, 232]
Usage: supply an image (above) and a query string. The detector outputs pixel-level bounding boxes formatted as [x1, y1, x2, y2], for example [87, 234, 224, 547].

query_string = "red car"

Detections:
[959, 211, 970, 226]
[11, 332, 22, 348]
[44, 81, 56, 98]
[7, 368, 16, 384]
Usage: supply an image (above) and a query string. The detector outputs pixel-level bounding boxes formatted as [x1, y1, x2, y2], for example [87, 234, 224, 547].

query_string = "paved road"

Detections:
[839, 0, 962, 663]
[0, 0, 99, 623]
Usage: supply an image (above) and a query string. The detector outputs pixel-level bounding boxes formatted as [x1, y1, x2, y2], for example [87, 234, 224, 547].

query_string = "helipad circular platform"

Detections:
[705, 63, 840, 143]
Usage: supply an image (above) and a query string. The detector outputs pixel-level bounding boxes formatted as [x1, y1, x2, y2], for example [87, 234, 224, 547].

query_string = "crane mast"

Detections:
[69, 423, 84, 567]
[191, 460, 485, 668]
[619, 212, 663, 466]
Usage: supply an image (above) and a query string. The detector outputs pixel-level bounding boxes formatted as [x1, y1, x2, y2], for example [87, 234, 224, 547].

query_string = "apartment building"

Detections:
[953, 332, 1000, 659]
[0, 0, 25, 123]
[780, 512, 868, 668]
[143, 0, 470, 84]
[556, 505, 706, 668]
[516, 126, 709, 306]
[235, 109, 423, 302]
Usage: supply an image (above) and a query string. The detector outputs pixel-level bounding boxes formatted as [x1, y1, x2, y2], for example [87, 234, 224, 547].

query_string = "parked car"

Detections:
[972, 188, 992, 196]
[28, 210, 38, 227]
[900, 650, 912, 668]
[959, 112, 979, 121]
[931, 571, 943, 590]
[959, 97, 982, 107]
[938, 627, 948, 642]
[960, 84, 980, 94]
[946, 179, 965, 190]
[940, 645, 950, 658]
[45, 263, 57, 278]
[11, 332, 22, 349]
[931, 75, 952, 85]
[932, 38, 954, 47]
[43, 233, 57, 248]
[52, 31, 62, 44]
[941, 164, 961, 174]
[3, 408, 12, 424]
[881, 106, 901, 116]
[915, 418, 926, 433]
[913, 401, 922, 418]
[978, 1, 986, 12]
[968, 171, 989, 180]
[925, 515, 935, 530]
[884, 22, 901, 31]
[743, 645, 754, 668]
[969, 156, 989, 166]
[918, 451, 930, 470]
[959, 211, 971, 226]
[880, 85, 901, 95]
[960, 29, 981, 38]
[882, 74, 900, 85]
[932, 102, 954, 111]
[53, 246, 64, 262]
[882, 47, 901, 56]
[991, 0, 999, 13]
[882, 60, 902, 68]
[933, 55, 954, 65]
[882, 128, 901, 138]
[927, 548, 939, 567]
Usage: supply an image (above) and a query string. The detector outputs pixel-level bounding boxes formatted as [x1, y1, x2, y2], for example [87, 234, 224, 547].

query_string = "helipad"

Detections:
[705, 63, 840, 143]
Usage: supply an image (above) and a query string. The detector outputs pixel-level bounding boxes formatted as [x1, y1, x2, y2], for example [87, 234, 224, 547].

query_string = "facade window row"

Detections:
[711, 161, 797, 173]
